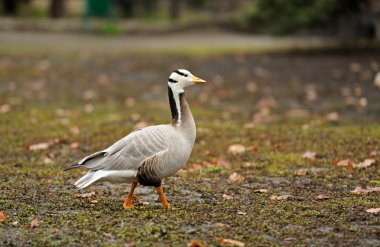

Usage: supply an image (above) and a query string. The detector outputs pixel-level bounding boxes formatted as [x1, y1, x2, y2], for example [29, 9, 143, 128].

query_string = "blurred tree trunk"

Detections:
[169, 0, 182, 20]
[49, 0, 65, 19]
[142, 0, 157, 16]
[3, 0, 20, 16]
[118, 0, 135, 18]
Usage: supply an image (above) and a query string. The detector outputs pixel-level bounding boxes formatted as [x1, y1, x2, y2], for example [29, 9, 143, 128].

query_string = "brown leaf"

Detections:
[253, 189, 268, 193]
[303, 151, 317, 161]
[192, 163, 203, 170]
[28, 218, 40, 228]
[187, 240, 205, 247]
[76, 191, 96, 198]
[219, 238, 245, 247]
[354, 159, 376, 168]
[70, 142, 80, 149]
[270, 195, 294, 201]
[315, 194, 329, 200]
[229, 172, 245, 183]
[28, 138, 65, 151]
[295, 168, 308, 176]
[0, 211, 5, 222]
[69, 126, 81, 135]
[335, 159, 353, 167]
[370, 150, 378, 157]
[222, 194, 234, 200]
[215, 222, 229, 227]
[350, 186, 380, 195]
[366, 208, 380, 214]
[90, 200, 99, 204]
[227, 144, 246, 155]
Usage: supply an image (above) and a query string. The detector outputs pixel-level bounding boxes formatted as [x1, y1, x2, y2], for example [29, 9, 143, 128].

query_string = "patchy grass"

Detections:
[0, 50, 380, 246]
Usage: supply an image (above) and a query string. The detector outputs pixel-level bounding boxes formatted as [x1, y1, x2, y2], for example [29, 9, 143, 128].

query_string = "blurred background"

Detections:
[0, 0, 379, 38]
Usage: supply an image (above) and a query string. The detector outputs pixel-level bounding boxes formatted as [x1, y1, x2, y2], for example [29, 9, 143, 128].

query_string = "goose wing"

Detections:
[67, 125, 172, 172]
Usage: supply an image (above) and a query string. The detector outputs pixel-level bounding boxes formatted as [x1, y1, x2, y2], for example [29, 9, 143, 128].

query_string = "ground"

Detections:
[0, 32, 379, 246]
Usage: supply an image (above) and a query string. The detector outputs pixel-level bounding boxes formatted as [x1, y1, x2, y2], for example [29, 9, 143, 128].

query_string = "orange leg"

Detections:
[123, 182, 138, 209]
[156, 187, 171, 209]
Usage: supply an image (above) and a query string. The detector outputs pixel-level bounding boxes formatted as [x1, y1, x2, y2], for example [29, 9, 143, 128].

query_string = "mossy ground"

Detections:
[0, 47, 379, 246]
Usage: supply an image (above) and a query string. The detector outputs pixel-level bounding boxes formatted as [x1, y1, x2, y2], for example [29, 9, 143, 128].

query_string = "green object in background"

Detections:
[85, 0, 113, 17]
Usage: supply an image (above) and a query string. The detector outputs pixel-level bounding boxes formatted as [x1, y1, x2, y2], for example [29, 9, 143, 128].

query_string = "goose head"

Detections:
[168, 69, 206, 93]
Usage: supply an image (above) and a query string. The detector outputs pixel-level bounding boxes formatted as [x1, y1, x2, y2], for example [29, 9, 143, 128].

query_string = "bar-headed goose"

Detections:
[65, 69, 206, 209]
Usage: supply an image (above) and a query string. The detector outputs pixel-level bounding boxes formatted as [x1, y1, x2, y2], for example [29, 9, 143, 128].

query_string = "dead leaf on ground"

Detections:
[366, 208, 380, 214]
[237, 211, 247, 215]
[316, 194, 330, 200]
[295, 168, 308, 176]
[28, 138, 66, 151]
[28, 218, 40, 228]
[227, 144, 246, 155]
[70, 142, 80, 149]
[370, 150, 378, 157]
[335, 159, 354, 167]
[334, 159, 376, 169]
[229, 172, 245, 183]
[222, 194, 234, 200]
[69, 126, 81, 135]
[0, 211, 5, 222]
[215, 223, 229, 227]
[219, 238, 245, 247]
[270, 195, 294, 201]
[303, 151, 317, 161]
[253, 189, 268, 193]
[350, 186, 380, 195]
[187, 240, 205, 247]
[354, 159, 376, 168]
[76, 191, 96, 198]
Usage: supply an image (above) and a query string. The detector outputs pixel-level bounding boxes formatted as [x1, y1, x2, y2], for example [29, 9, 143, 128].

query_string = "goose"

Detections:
[64, 69, 206, 209]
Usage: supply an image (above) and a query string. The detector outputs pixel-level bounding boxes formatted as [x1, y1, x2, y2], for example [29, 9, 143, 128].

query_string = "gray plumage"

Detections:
[65, 69, 205, 190]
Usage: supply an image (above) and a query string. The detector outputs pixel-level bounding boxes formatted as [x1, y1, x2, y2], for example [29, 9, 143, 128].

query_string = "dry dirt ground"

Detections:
[0, 32, 379, 246]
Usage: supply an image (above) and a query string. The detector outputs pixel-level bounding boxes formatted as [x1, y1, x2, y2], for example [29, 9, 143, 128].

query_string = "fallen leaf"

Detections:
[219, 238, 245, 247]
[69, 126, 81, 135]
[0, 212, 5, 222]
[43, 157, 54, 165]
[229, 172, 245, 183]
[187, 240, 205, 247]
[28, 218, 40, 228]
[370, 150, 378, 157]
[70, 142, 80, 149]
[350, 186, 380, 194]
[366, 208, 380, 214]
[222, 194, 234, 200]
[253, 189, 268, 193]
[335, 159, 353, 167]
[28, 138, 65, 151]
[303, 151, 317, 160]
[227, 144, 246, 155]
[295, 168, 308, 176]
[316, 194, 329, 200]
[325, 112, 340, 122]
[0, 104, 11, 114]
[76, 191, 96, 198]
[11, 221, 18, 226]
[90, 200, 99, 204]
[354, 159, 376, 168]
[192, 163, 203, 170]
[237, 211, 247, 215]
[270, 195, 294, 201]
[215, 223, 229, 227]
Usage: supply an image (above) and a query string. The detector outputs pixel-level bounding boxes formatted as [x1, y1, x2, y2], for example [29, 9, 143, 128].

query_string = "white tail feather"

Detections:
[75, 170, 137, 189]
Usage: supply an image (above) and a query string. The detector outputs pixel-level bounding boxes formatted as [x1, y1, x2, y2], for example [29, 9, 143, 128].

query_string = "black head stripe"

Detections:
[175, 70, 188, 77]
[168, 78, 178, 83]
